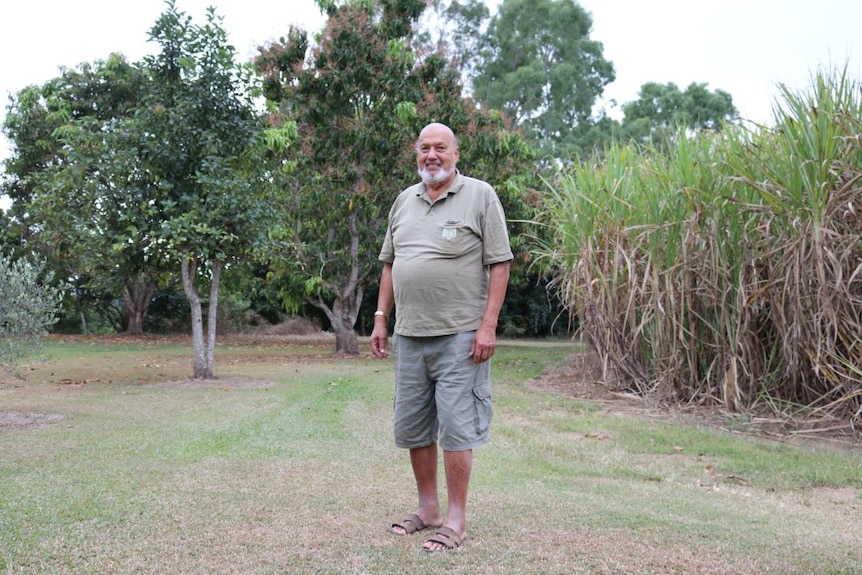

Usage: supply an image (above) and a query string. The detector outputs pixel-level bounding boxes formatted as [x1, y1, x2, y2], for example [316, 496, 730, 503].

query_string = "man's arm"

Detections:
[370, 262, 394, 359]
[471, 260, 511, 364]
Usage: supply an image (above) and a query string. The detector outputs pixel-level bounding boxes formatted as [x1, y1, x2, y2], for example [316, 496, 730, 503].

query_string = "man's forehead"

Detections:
[418, 136, 451, 146]
[418, 126, 454, 145]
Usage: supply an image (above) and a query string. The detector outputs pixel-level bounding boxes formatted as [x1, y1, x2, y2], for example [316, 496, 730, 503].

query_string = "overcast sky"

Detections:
[2, 0, 861, 208]
[581, 0, 862, 123]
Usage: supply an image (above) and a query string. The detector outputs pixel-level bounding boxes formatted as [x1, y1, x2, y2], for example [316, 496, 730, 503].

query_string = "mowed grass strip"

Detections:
[1, 338, 860, 574]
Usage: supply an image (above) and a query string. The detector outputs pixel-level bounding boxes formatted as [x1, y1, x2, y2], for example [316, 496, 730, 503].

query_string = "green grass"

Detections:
[1, 337, 860, 574]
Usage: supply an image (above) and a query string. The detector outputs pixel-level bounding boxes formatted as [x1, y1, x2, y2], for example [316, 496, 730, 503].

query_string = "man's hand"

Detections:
[469, 323, 497, 364]
[370, 324, 389, 359]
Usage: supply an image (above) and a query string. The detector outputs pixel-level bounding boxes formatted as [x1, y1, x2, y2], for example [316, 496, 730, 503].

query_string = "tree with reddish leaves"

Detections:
[255, 0, 536, 354]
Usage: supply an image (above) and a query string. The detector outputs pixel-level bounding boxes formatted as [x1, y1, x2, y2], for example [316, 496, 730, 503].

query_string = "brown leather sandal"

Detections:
[390, 513, 440, 535]
[422, 526, 467, 551]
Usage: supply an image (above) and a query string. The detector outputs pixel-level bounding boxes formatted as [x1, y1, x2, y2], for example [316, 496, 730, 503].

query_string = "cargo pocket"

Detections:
[472, 382, 493, 436]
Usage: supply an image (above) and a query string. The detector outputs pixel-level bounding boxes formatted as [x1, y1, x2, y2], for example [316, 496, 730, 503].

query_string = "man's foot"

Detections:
[422, 526, 467, 552]
[390, 513, 442, 536]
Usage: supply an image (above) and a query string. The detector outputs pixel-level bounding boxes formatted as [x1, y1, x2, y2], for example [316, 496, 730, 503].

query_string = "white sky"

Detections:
[2, 0, 861, 209]
[580, 0, 862, 123]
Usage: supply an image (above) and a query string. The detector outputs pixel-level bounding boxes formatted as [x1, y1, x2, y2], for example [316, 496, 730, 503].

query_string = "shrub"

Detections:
[0, 255, 63, 369]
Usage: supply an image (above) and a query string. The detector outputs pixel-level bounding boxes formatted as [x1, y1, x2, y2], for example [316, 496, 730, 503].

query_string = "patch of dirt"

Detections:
[529, 350, 659, 413]
[145, 378, 274, 389]
[46, 332, 336, 347]
[530, 350, 862, 449]
[0, 378, 273, 432]
[0, 412, 64, 432]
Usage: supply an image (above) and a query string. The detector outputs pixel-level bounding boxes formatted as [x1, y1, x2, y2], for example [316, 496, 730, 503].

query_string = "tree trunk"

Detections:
[122, 280, 156, 335]
[205, 260, 222, 374]
[311, 293, 362, 354]
[181, 256, 212, 379]
[334, 328, 359, 354]
[308, 211, 363, 354]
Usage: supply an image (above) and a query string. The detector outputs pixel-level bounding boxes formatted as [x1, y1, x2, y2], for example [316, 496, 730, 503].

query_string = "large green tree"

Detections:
[133, 2, 277, 377]
[620, 81, 738, 144]
[2, 85, 61, 241]
[255, 0, 537, 353]
[417, 0, 490, 92]
[470, 0, 614, 159]
[1, 55, 162, 334]
[0, 209, 15, 256]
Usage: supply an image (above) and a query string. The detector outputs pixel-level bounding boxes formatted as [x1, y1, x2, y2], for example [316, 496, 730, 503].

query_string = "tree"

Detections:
[255, 0, 429, 354]
[1, 55, 166, 335]
[37, 58, 161, 335]
[0, 255, 62, 369]
[417, 0, 490, 92]
[255, 0, 538, 353]
[620, 81, 738, 144]
[471, 0, 614, 159]
[133, 1, 277, 377]
[1, 85, 59, 242]
[0, 210, 15, 256]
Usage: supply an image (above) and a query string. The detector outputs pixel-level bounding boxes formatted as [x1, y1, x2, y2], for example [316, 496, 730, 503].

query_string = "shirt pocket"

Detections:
[438, 220, 477, 257]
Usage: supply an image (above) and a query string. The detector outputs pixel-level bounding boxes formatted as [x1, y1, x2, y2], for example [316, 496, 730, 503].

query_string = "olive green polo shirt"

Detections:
[379, 173, 514, 337]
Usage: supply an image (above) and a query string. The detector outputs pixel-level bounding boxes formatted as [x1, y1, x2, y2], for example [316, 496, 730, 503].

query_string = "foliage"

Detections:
[140, 286, 191, 334]
[51, 289, 126, 335]
[498, 274, 570, 337]
[419, 2, 744, 161]
[0, 255, 62, 368]
[727, 69, 862, 416]
[0, 209, 15, 255]
[9, 55, 166, 335]
[416, 0, 490, 92]
[535, 67, 862, 424]
[133, 1, 278, 376]
[1, 83, 65, 234]
[1, 1, 274, 364]
[255, 0, 426, 353]
[255, 0, 539, 352]
[619, 81, 738, 145]
[469, 0, 615, 160]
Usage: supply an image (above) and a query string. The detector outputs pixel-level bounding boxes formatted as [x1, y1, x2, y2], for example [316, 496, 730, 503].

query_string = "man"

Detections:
[370, 122, 512, 552]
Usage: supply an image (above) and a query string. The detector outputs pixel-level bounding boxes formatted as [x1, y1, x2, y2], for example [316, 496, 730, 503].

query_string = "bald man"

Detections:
[371, 122, 513, 552]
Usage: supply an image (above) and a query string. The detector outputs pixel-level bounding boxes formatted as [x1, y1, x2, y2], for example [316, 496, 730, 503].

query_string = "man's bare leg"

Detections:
[391, 443, 443, 535]
[422, 449, 472, 551]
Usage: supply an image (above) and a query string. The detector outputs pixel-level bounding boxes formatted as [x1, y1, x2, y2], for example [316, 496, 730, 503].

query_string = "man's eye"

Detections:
[418, 145, 447, 153]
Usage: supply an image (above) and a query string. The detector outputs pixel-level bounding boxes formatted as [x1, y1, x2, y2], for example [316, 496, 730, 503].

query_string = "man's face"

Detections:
[416, 126, 459, 184]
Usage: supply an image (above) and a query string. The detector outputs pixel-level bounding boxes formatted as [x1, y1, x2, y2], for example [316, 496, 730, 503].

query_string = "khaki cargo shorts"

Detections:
[392, 331, 493, 451]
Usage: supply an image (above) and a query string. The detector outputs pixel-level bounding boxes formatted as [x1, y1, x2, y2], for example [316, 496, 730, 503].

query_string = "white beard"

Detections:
[418, 166, 453, 184]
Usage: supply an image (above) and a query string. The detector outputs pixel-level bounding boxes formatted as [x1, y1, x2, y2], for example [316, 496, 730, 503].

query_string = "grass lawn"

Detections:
[1, 335, 860, 574]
